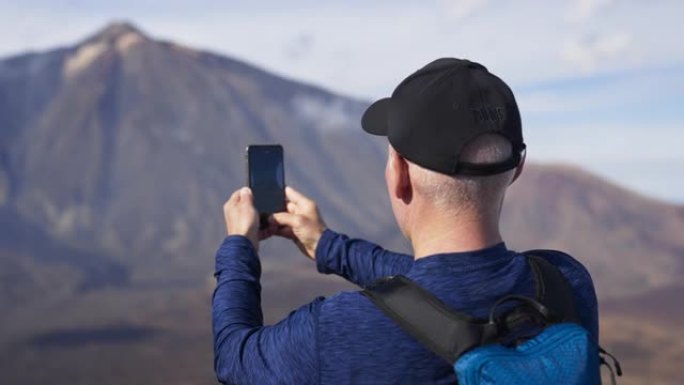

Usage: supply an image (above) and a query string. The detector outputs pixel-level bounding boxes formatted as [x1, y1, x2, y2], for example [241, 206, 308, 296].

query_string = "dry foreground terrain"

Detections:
[1, 23, 682, 384]
[2, 265, 682, 385]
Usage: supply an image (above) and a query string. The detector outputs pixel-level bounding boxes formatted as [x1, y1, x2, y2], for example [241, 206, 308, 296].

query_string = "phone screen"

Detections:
[247, 145, 285, 216]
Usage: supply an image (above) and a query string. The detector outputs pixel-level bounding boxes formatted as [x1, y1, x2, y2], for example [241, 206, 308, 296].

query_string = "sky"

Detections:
[1, 0, 683, 203]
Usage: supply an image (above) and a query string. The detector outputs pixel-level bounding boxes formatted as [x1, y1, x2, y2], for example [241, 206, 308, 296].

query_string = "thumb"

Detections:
[239, 187, 253, 203]
[271, 212, 300, 228]
[285, 186, 311, 206]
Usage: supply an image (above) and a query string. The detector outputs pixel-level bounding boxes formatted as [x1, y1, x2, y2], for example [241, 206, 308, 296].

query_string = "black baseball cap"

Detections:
[362, 58, 525, 176]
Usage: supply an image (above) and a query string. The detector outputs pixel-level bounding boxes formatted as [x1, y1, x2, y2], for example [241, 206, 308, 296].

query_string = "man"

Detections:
[213, 58, 598, 384]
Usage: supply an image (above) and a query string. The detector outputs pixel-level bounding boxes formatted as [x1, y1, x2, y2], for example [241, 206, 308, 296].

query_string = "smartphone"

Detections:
[246, 144, 286, 229]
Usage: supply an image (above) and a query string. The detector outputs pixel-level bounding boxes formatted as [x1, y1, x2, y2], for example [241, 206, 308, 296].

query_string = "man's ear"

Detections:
[389, 148, 412, 203]
[510, 150, 526, 185]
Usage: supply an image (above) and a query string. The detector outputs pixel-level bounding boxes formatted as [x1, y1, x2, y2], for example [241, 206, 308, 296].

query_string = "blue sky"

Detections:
[1, 0, 683, 203]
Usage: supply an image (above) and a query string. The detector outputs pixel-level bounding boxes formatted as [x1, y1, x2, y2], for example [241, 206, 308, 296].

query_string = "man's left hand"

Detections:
[223, 187, 274, 251]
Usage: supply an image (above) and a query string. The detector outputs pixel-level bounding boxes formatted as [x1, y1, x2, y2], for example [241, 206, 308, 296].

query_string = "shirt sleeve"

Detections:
[212, 235, 322, 385]
[314, 229, 414, 287]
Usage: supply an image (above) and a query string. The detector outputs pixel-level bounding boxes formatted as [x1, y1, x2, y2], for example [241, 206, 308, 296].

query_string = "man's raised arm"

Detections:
[213, 235, 321, 384]
[314, 229, 412, 287]
[215, 187, 320, 384]
[271, 186, 413, 287]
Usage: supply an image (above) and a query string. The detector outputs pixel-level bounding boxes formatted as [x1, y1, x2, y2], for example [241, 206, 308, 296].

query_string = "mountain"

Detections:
[0, 206, 128, 299]
[1, 22, 682, 385]
[503, 164, 684, 299]
[0, 22, 396, 280]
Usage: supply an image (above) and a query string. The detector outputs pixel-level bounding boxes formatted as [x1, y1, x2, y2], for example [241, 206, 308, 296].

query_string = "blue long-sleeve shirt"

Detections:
[212, 229, 598, 384]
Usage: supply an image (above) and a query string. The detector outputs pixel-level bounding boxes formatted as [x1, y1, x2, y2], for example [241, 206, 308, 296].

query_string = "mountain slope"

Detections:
[503, 164, 684, 299]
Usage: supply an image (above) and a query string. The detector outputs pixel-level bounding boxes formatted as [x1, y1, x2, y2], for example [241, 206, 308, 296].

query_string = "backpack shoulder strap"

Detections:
[526, 253, 624, 381]
[524, 251, 580, 324]
[361, 275, 496, 364]
[361, 252, 582, 363]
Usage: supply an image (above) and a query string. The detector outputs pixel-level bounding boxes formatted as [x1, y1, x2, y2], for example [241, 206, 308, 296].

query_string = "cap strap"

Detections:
[455, 144, 525, 176]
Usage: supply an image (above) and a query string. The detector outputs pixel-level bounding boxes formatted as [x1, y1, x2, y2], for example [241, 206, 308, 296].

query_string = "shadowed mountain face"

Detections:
[1, 22, 683, 385]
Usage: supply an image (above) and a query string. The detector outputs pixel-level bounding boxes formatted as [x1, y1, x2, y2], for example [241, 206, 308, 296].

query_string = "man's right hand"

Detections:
[270, 186, 327, 260]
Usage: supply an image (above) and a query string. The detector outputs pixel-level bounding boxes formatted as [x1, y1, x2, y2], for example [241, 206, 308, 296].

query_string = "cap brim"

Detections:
[361, 98, 391, 136]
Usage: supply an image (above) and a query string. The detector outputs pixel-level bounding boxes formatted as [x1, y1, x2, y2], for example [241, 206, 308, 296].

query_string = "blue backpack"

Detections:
[362, 252, 622, 385]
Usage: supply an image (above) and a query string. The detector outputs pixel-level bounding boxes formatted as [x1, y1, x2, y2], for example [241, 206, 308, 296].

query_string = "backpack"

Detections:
[361, 251, 622, 385]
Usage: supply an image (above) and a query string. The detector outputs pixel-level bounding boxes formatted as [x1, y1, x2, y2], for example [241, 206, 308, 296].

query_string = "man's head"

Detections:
[362, 58, 526, 240]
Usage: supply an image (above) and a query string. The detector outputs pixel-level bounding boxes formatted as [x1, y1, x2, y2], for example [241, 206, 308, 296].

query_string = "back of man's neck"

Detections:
[410, 216, 503, 260]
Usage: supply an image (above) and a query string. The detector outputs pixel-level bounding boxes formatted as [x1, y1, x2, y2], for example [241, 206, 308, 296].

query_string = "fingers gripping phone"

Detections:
[246, 145, 286, 229]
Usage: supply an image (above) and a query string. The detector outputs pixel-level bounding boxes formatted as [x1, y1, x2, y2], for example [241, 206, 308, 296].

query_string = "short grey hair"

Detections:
[408, 134, 517, 214]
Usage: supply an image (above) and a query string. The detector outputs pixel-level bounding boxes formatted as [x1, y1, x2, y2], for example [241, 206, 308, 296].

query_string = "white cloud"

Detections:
[560, 32, 631, 73]
[528, 123, 682, 164]
[436, 0, 490, 20]
[526, 122, 684, 203]
[567, 0, 616, 21]
[291, 94, 357, 132]
[518, 67, 682, 115]
[284, 32, 315, 62]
